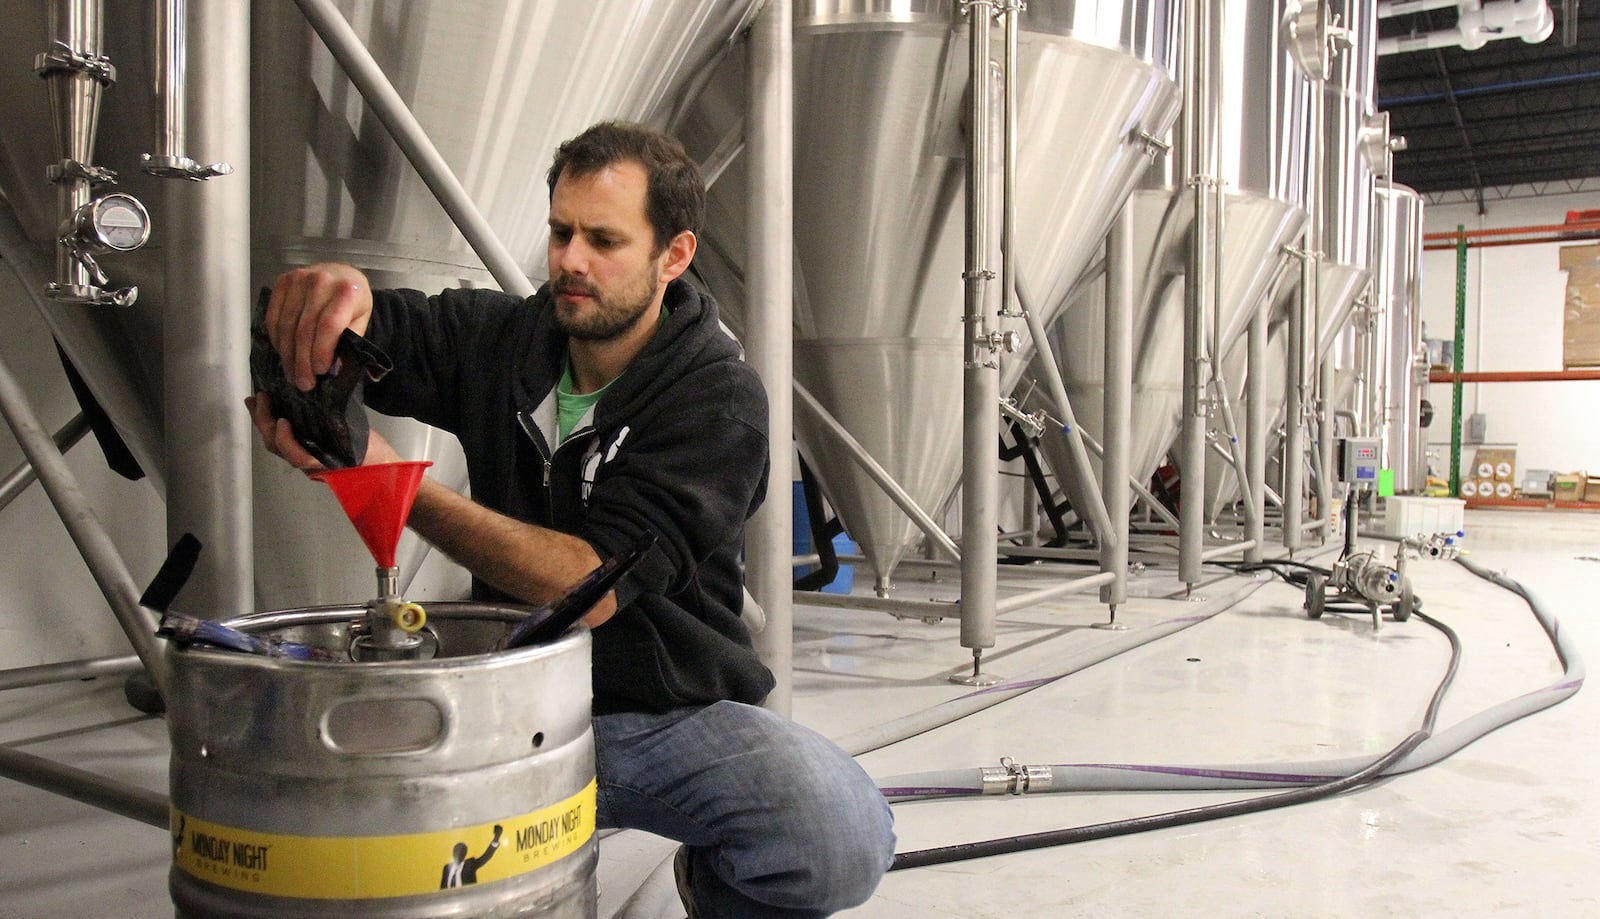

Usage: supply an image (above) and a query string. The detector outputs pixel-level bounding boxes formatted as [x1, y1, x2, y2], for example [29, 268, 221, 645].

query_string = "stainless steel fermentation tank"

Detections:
[1367, 182, 1425, 491]
[1193, 0, 1387, 527]
[0, 0, 762, 608]
[1316, 0, 1386, 363]
[167, 607, 595, 918]
[684, 0, 1181, 590]
[1023, 0, 1309, 528]
[1317, 0, 1390, 479]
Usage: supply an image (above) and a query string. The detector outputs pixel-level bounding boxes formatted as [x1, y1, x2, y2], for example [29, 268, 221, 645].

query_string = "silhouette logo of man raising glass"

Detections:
[440, 824, 502, 889]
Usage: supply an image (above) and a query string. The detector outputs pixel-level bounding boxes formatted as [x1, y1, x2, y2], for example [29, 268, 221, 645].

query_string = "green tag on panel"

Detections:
[1378, 468, 1395, 497]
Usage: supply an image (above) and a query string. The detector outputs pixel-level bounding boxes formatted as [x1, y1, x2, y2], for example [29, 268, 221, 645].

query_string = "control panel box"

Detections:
[1337, 437, 1382, 486]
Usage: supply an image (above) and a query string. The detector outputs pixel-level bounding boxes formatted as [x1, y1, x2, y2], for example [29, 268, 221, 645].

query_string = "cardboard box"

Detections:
[1560, 244, 1600, 369]
[1470, 447, 1516, 483]
[1586, 476, 1600, 503]
[1552, 472, 1585, 503]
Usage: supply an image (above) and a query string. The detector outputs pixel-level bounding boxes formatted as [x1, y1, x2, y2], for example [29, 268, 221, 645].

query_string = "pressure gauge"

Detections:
[86, 193, 152, 251]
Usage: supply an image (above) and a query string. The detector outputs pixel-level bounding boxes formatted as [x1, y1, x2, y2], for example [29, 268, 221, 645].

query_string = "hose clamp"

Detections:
[33, 41, 117, 84]
[980, 756, 1054, 794]
[141, 153, 235, 182]
[47, 160, 118, 186]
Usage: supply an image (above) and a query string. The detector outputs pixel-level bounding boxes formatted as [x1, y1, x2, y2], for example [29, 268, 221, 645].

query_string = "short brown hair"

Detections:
[547, 121, 704, 251]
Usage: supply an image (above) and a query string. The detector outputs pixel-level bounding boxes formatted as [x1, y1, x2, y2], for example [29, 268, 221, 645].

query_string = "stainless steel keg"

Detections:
[166, 603, 595, 918]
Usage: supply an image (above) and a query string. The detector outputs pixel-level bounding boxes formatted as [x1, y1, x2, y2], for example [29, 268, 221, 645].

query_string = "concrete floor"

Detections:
[1, 507, 1595, 917]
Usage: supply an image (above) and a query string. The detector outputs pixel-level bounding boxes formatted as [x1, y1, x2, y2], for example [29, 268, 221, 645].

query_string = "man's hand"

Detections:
[246, 392, 404, 471]
[246, 392, 324, 472]
[267, 262, 375, 392]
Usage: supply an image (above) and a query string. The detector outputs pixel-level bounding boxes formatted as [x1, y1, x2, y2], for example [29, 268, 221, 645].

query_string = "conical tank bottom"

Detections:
[1024, 273, 1185, 525]
[676, 8, 1179, 587]
[1315, 262, 1369, 360]
[794, 340, 963, 588]
[1023, 190, 1303, 520]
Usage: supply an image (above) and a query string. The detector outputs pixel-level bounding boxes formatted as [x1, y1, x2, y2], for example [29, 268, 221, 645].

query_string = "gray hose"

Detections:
[875, 552, 1580, 798]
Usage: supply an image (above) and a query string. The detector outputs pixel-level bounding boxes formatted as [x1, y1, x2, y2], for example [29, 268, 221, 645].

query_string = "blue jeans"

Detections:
[594, 701, 896, 917]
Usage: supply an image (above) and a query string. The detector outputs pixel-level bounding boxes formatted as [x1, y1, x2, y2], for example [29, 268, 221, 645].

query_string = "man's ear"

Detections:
[657, 230, 697, 285]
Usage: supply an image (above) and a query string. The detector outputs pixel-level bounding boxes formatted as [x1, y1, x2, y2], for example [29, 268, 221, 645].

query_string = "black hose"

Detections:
[889, 597, 1462, 872]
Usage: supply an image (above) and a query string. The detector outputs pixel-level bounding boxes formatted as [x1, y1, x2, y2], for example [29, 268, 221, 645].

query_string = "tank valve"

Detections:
[982, 329, 1021, 354]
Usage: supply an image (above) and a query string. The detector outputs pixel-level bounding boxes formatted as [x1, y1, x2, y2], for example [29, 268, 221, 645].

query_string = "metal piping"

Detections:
[794, 382, 960, 560]
[290, 0, 533, 297]
[0, 744, 169, 830]
[0, 413, 89, 515]
[1286, 246, 1309, 552]
[745, 0, 795, 715]
[999, 0, 1020, 325]
[1100, 204, 1132, 609]
[163, 0, 253, 615]
[1210, 369, 1256, 517]
[0, 654, 141, 692]
[1244, 296, 1269, 563]
[0, 352, 169, 700]
[956, 0, 1001, 678]
[1014, 277, 1117, 544]
[141, 0, 231, 180]
[1179, 0, 1219, 586]
[1285, 41, 1328, 551]
[1072, 426, 1183, 530]
[1199, 538, 1256, 562]
[35, 0, 148, 306]
[996, 571, 1117, 615]
[698, 120, 746, 192]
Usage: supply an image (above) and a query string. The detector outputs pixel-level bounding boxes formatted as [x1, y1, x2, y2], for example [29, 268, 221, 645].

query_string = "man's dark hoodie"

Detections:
[362, 278, 775, 715]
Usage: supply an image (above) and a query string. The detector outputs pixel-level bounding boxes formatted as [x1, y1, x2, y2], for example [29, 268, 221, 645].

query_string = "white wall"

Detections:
[1419, 189, 1600, 481]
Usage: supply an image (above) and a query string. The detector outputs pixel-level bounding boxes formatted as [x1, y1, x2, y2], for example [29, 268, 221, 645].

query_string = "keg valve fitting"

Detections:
[352, 566, 430, 661]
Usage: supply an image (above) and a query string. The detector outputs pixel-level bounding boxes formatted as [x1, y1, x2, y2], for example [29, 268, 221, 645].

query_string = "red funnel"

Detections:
[309, 461, 431, 568]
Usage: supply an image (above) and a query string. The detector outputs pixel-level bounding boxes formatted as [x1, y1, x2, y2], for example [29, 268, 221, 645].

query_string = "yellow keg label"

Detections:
[170, 778, 595, 899]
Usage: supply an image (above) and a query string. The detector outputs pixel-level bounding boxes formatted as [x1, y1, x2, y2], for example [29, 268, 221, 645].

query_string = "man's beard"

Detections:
[552, 271, 659, 341]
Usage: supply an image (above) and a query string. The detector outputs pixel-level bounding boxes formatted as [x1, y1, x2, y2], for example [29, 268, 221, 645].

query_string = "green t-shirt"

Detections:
[556, 358, 612, 445]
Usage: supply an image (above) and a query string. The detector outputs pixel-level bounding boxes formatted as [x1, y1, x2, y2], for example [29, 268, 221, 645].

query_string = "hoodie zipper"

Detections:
[517, 408, 596, 524]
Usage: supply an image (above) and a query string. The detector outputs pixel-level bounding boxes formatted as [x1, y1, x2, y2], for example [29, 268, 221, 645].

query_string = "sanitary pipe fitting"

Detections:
[48, 190, 150, 308]
[980, 756, 1054, 795]
[33, 39, 116, 84]
[35, 2, 149, 306]
[142, 0, 233, 180]
[351, 566, 432, 661]
[1133, 130, 1171, 157]
[998, 397, 1046, 441]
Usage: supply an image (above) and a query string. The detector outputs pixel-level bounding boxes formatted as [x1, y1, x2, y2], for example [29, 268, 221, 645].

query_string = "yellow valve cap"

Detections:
[391, 601, 427, 633]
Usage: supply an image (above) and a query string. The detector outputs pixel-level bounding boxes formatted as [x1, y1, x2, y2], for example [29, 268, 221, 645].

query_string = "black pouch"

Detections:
[249, 288, 392, 468]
